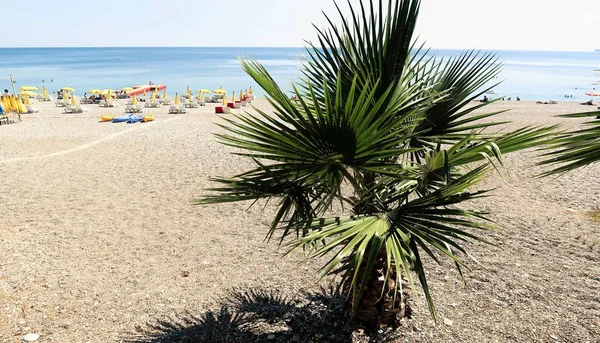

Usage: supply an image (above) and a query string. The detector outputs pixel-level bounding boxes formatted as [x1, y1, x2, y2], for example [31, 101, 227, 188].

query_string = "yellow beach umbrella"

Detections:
[62, 87, 75, 92]
[198, 89, 210, 94]
[240, 90, 243, 101]
[9, 95, 18, 111]
[20, 86, 38, 91]
[88, 89, 103, 94]
[151, 91, 156, 103]
[249, 86, 253, 95]
[16, 96, 27, 114]
[23, 95, 31, 105]
[42, 86, 49, 97]
[174, 93, 180, 106]
[20, 91, 38, 97]
[231, 91, 235, 102]
[5, 96, 14, 112]
[71, 94, 77, 106]
[122, 87, 134, 92]
[132, 94, 138, 105]
[162, 89, 168, 100]
[1, 96, 9, 112]
[213, 89, 227, 95]
[186, 85, 191, 96]
[222, 94, 227, 107]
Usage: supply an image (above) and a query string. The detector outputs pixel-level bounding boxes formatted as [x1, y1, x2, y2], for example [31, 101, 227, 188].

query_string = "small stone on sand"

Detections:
[23, 333, 40, 342]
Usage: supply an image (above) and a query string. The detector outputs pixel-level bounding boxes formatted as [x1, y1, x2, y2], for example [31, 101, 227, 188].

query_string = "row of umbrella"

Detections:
[1, 95, 28, 113]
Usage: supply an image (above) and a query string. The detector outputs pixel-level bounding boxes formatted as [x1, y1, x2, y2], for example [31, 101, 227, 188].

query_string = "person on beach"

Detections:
[3, 89, 9, 96]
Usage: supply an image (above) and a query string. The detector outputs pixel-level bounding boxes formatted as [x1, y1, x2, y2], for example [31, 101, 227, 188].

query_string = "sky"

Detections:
[0, 0, 599, 51]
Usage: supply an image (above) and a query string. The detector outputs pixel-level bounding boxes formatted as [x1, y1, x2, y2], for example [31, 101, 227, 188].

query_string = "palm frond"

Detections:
[288, 165, 495, 319]
[538, 111, 600, 176]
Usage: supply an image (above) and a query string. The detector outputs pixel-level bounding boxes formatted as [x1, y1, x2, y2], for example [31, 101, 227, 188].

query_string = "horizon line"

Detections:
[0, 46, 598, 53]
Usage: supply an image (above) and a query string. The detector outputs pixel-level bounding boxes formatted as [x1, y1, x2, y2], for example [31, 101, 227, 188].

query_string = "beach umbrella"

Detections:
[88, 89, 103, 94]
[62, 87, 75, 92]
[584, 91, 600, 97]
[174, 93, 180, 106]
[1, 96, 10, 112]
[132, 94, 138, 105]
[151, 91, 156, 103]
[9, 95, 18, 111]
[249, 86, 253, 95]
[245, 89, 249, 98]
[240, 90, 243, 101]
[23, 95, 31, 105]
[142, 88, 147, 97]
[20, 91, 38, 97]
[222, 94, 227, 107]
[16, 96, 27, 114]
[162, 89, 168, 100]
[213, 89, 227, 95]
[20, 86, 38, 91]
[4, 96, 14, 112]
[71, 94, 77, 106]
[42, 86, 49, 98]
[198, 89, 210, 94]
[186, 85, 191, 96]
[231, 91, 235, 102]
[122, 87, 134, 92]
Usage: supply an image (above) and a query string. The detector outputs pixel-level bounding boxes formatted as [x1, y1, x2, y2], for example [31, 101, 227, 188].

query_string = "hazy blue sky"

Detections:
[1, 0, 599, 51]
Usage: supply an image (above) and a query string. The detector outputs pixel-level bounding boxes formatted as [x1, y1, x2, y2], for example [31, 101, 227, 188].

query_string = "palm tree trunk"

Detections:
[348, 249, 412, 328]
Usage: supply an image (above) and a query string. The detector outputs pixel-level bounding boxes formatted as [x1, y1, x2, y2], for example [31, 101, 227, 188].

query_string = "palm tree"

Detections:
[196, 0, 557, 328]
[538, 110, 600, 176]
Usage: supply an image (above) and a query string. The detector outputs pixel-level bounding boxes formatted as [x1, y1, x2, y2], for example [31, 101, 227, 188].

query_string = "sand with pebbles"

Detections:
[0, 99, 599, 342]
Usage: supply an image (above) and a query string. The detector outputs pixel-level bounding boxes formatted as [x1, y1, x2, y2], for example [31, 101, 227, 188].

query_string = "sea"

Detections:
[0, 47, 598, 101]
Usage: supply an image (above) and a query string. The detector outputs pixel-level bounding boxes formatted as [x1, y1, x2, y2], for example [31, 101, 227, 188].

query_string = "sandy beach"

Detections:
[0, 99, 599, 342]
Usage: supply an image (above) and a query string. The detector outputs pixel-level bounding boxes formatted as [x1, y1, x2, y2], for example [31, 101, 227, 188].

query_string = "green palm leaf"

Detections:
[539, 111, 600, 176]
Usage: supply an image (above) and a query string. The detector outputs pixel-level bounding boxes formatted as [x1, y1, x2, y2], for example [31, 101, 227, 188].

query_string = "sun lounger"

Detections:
[133, 104, 144, 113]
[64, 105, 73, 113]
[25, 105, 40, 113]
[168, 105, 179, 114]
[71, 105, 89, 113]
[55, 101, 67, 107]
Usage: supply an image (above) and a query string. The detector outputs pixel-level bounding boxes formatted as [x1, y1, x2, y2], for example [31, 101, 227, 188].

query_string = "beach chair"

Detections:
[124, 104, 135, 112]
[55, 100, 66, 107]
[25, 105, 40, 113]
[179, 106, 187, 114]
[72, 105, 88, 113]
[134, 104, 144, 113]
[64, 105, 73, 113]
[168, 105, 179, 114]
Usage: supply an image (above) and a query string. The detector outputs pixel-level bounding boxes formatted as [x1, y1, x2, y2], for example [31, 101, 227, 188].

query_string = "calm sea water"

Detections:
[0, 47, 598, 101]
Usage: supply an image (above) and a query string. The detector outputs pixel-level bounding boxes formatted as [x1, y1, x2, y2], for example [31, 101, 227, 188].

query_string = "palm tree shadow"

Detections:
[127, 288, 362, 343]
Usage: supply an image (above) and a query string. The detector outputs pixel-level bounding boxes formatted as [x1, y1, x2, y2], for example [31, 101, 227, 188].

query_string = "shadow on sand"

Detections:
[126, 288, 372, 343]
